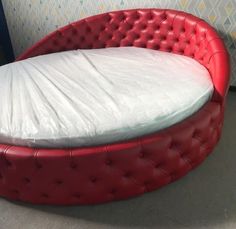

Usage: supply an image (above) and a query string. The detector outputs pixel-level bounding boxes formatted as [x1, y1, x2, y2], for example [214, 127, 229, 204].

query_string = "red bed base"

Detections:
[0, 9, 229, 205]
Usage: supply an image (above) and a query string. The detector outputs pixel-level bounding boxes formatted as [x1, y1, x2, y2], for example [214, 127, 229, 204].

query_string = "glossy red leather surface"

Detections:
[0, 9, 229, 205]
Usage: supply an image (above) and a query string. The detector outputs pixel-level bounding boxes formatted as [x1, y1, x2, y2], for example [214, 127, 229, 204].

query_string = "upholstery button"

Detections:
[148, 34, 153, 40]
[147, 13, 153, 20]
[154, 44, 160, 50]
[135, 14, 140, 20]
[174, 37, 179, 42]
[155, 163, 162, 169]
[23, 177, 31, 184]
[113, 24, 119, 30]
[53, 40, 58, 46]
[105, 159, 112, 166]
[86, 27, 91, 33]
[6, 160, 12, 167]
[121, 33, 126, 39]
[100, 25, 106, 31]
[134, 33, 140, 39]
[36, 163, 42, 169]
[80, 36, 85, 42]
[72, 29, 77, 35]
[140, 43, 146, 48]
[120, 14, 126, 20]
[167, 46, 172, 52]
[42, 193, 49, 198]
[179, 49, 184, 54]
[170, 172, 176, 179]
[55, 179, 63, 185]
[139, 152, 145, 158]
[141, 24, 147, 30]
[74, 193, 81, 198]
[67, 38, 72, 43]
[124, 172, 131, 178]
[160, 35, 166, 41]
[162, 14, 167, 20]
[107, 15, 112, 22]
[70, 162, 78, 169]
[0, 173, 2, 179]
[73, 45, 79, 49]
[12, 189, 19, 195]
[110, 189, 116, 194]
[90, 177, 97, 183]
[170, 142, 179, 150]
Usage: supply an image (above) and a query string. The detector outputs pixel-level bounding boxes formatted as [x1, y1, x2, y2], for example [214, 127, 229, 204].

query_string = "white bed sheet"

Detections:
[0, 47, 213, 147]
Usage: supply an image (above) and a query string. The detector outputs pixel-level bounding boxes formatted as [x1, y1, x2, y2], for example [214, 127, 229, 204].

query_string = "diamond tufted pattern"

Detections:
[17, 9, 230, 102]
[0, 9, 229, 205]
[0, 101, 223, 205]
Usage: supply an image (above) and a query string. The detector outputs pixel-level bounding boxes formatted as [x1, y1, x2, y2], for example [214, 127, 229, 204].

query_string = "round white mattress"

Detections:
[0, 47, 213, 148]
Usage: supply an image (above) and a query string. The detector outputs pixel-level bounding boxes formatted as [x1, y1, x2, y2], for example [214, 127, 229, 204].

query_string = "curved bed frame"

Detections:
[0, 9, 229, 205]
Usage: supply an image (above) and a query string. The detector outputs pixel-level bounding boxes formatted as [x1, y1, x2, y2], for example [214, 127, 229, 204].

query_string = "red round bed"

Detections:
[0, 9, 230, 205]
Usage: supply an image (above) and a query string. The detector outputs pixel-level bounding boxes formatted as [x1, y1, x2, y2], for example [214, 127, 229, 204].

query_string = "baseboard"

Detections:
[229, 86, 236, 92]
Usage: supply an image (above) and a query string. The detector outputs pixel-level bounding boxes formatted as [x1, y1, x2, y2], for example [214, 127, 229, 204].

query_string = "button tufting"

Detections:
[90, 177, 97, 183]
[114, 24, 119, 30]
[155, 162, 163, 169]
[8, 9, 228, 205]
[161, 14, 167, 20]
[141, 24, 147, 30]
[72, 29, 77, 35]
[179, 48, 184, 54]
[100, 25, 106, 31]
[74, 193, 81, 198]
[174, 37, 179, 42]
[6, 160, 12, 167]
[55, 180, 63, 185]
[160, 35, 166, 41]
[148, 34, 154, 40]
[42, 193, 49, 198]
[80, 36, 85, 42]
[170, 142, 179, 150]
[139, 151, 145, 158]
[105, 159, 112, 166]
[36, 163, 43, 169]
[12, 189, 19, 195]
[70, 162, 78, 169]
[167, 46, 172, 52]
[155, 25, 160, 30]
[86, 27, 91, 33]
[23, 177, 31, 184]
[53, 40, 58, 46]
[124, 172, 131, 178]
[153, 44, 160, 50]
[110, 189, 116, 194]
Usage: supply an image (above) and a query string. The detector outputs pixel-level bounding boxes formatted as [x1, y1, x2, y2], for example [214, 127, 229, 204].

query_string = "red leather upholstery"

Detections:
[0, 9, 229, 205]
[17, 9, 230, 102]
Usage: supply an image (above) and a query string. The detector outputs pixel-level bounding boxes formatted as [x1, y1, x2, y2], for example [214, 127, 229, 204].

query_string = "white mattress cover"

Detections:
[0, 47, 213, 148]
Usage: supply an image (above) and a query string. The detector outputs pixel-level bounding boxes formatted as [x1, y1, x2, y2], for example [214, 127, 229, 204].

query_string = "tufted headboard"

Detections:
[17, 9, 230, 102]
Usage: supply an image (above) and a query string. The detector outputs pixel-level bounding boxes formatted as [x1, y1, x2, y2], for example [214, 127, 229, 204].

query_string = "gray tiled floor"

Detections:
[0, 92, 236, 229]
